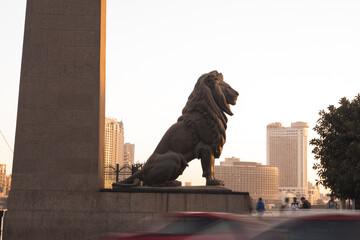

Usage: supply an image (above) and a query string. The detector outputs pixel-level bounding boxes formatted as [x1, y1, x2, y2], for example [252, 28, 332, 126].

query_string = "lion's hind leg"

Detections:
[143, 152, 187, 186]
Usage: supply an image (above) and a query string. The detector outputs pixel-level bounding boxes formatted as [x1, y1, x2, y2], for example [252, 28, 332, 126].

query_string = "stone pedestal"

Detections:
[5, 188, 250, 240]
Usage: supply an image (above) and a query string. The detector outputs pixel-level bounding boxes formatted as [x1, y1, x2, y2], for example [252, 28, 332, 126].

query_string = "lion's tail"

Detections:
[113, 178, 141, 187]
[113, 169, 143, 187]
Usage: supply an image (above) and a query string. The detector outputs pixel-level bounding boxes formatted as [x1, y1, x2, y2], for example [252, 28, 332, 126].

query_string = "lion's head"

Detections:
[204, 71, 238, 116]
[182, 70, 239, 119]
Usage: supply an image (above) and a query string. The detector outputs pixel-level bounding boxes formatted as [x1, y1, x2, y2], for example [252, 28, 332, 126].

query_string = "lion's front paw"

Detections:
[206, 179, 225, 186]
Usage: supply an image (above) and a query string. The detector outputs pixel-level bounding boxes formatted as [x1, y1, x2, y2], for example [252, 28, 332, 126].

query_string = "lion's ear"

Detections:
[205, 75, 218, 87]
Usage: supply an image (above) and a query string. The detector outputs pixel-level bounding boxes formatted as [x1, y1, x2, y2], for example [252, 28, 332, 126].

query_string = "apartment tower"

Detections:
[0, 164, 6, 194]
[266, 122, 309, 196]
[124, 143, 135, 165]
[104, 117, 124, 188]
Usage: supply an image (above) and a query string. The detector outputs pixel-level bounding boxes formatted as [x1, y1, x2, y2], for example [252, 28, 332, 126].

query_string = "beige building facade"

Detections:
[267, 122, 309, 197]
[307, 182, 321, 205]
[124, 142, 135, 165]
[215, 157, 279, 201]
[5, 175, 11, 196]
[0, 164, 6, 194]
[104, 117, 124, 188]
[0, 165, 10, 209]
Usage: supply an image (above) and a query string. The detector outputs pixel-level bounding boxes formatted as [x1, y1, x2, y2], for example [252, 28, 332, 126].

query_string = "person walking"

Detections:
[300, 197, 311, 209]
[256, 198, 265, 216]
[325, 194, 338, 209]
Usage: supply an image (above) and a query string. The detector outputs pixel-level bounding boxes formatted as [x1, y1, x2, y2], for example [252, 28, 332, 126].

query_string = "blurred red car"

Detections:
[96, 212, 265, 240]
[251, 212, 360, 240]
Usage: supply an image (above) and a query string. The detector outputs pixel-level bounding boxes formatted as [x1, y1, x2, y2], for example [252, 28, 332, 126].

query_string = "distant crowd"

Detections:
[256, 193, 338, 214]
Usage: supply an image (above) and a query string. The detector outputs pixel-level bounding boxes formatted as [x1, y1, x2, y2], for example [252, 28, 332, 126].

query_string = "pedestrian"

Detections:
[300, 197, 311, 209]
[325, 193, 338, 209]
[256, 197, 265, 215]
[280, 197, 290, 211]
[291, 197, 300, 210]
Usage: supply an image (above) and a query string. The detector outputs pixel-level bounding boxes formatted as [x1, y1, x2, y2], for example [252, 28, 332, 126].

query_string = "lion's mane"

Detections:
[178, 73, 228, 158]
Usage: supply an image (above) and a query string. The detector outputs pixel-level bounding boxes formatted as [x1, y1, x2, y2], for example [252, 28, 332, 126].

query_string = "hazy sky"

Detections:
[1, 1, 360, 187]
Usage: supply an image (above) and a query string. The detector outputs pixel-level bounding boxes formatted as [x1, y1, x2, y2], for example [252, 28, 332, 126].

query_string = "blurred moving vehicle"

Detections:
[96, 212, 265, 240]
[251, 213, 360, 240]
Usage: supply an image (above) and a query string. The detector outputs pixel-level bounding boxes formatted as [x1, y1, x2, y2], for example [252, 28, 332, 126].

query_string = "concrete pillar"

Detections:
[11, 0, 106, 192]
[5, 0, 106, 239]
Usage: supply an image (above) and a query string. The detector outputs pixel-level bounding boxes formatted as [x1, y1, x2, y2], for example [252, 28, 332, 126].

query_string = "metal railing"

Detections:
[104, 163, 143, 188]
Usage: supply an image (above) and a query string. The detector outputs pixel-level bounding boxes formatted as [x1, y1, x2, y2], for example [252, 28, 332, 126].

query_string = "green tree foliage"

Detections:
[310, 94, 360, 208]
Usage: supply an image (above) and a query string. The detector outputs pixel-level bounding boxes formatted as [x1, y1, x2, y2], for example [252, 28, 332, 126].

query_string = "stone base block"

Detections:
[4, 188, 251, 240]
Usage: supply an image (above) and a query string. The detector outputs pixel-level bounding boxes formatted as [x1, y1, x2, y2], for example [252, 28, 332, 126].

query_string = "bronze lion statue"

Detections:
[117, 70, 238, 187]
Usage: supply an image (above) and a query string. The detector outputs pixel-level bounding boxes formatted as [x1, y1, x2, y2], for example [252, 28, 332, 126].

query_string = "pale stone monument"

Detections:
[4, 1, 250, 239]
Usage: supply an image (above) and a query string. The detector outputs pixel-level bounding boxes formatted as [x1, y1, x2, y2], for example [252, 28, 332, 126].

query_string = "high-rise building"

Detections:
[266, 122, 309, 197]
[215, 157, 279, 201]
[124, 143, 135, 165]
[0, 165, 6, 194]
[0, 164, 7, 209]
[5, 174, 11, 196]
[104, 117, 124, 188]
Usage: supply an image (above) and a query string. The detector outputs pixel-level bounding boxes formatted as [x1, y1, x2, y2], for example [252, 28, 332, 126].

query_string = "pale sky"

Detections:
[1, 1, 360, 188]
